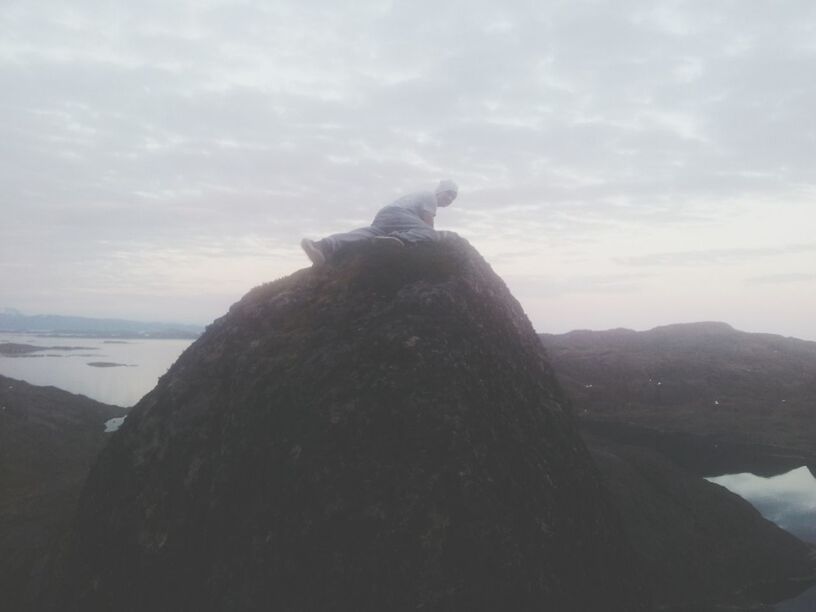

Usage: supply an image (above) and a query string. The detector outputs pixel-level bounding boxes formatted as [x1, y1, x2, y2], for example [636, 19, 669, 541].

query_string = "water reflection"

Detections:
[105, 417, 127, 432]
[707, 467, 816, 611]
[707, 467, 816, 543]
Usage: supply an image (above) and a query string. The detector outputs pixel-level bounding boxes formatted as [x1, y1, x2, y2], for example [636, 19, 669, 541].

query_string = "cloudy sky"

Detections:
[2, 0, 815, 339]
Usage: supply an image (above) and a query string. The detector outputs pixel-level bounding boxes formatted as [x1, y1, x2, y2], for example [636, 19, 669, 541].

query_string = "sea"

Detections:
[0, 331, 194, 407]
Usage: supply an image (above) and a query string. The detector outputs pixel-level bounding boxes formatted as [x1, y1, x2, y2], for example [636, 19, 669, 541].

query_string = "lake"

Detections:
[708, 467, 816, 610]
[708, 467, 816, 544]
[0, 331, 194, 407]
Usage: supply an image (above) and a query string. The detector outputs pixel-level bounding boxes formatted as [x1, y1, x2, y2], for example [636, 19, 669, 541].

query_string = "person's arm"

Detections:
[419, 210, 435, 227]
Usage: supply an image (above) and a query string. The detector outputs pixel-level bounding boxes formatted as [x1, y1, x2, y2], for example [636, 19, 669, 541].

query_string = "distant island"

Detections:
[0, 343, 97, 356]
[0, 308, 203, 339]
[86, 362, 135, 368]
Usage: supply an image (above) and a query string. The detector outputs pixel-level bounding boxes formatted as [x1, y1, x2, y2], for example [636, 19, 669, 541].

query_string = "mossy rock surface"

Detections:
[50, 238, 649, 612]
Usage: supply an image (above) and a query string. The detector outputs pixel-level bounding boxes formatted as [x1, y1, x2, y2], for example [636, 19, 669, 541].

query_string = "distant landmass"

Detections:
[0, 309, 203, 339]
[0, 374, 126, 611]
[541, 322, 816, 475]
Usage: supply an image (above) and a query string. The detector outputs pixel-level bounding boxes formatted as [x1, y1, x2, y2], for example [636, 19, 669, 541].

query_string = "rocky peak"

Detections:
[51, 237, 648, 611]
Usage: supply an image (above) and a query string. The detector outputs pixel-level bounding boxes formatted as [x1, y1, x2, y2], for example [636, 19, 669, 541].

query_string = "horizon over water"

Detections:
[0, 332, 193, 406]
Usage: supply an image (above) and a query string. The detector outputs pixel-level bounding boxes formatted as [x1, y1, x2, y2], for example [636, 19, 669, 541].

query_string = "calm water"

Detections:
[708, 467, 816, 544]
[708, 467, 816, 610]
[0, 332, 194, 407]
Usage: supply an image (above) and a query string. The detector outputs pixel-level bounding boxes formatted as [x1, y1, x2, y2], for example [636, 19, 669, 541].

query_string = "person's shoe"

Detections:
[372, 236, 405, 248]
[300, 238, 326, 265]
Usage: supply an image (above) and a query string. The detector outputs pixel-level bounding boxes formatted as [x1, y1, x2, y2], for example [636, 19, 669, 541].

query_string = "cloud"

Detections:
[615, 243, 816, 267]
[745, 272, 816, 285]
[506, 273, 652, 298]
[1, 0, 815, 331]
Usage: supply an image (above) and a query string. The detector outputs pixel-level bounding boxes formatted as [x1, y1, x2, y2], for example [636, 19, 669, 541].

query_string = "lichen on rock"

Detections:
[50, 237, 648, 611]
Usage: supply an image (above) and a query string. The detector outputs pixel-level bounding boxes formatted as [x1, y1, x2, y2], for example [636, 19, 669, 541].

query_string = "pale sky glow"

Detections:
[2, 0, 815, 339]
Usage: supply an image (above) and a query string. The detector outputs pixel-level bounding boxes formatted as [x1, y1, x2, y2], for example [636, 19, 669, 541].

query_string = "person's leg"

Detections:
[372, 206, 439, 243]
[388, 227, 441, 242]
[374, 207, 446, 243]
[300, 238, 326, 265]
[371, 235, 405, 248]
[301, 204, 453, 265]
[302, 226, 383, 264]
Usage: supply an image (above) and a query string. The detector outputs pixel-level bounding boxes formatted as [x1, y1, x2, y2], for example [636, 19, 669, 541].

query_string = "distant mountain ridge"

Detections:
[540, 321, 816, 469]
[0, 310, 203, 339]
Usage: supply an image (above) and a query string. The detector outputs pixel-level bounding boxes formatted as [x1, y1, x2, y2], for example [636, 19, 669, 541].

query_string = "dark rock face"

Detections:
[52, 239, 648, 611]
[585, 435, 816, 609]
[0, 375, 124, 612]
[540, 323, 816, 606]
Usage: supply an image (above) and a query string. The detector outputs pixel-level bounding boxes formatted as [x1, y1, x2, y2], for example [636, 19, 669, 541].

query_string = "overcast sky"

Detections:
[2, 0, 815, 339]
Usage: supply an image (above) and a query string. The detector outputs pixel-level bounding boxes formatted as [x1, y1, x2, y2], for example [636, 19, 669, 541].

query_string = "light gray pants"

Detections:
[317, 206, 443, 258]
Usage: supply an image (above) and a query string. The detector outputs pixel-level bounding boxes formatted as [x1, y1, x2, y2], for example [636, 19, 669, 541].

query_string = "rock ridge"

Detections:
[50, 237, 647, 611]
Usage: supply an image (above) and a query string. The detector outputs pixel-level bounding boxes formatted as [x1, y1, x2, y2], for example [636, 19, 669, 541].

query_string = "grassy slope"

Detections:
[0, 374, 126, 610]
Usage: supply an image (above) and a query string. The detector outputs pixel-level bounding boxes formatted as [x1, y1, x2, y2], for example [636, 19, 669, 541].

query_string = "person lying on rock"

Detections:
[300, 179, 458, 265]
